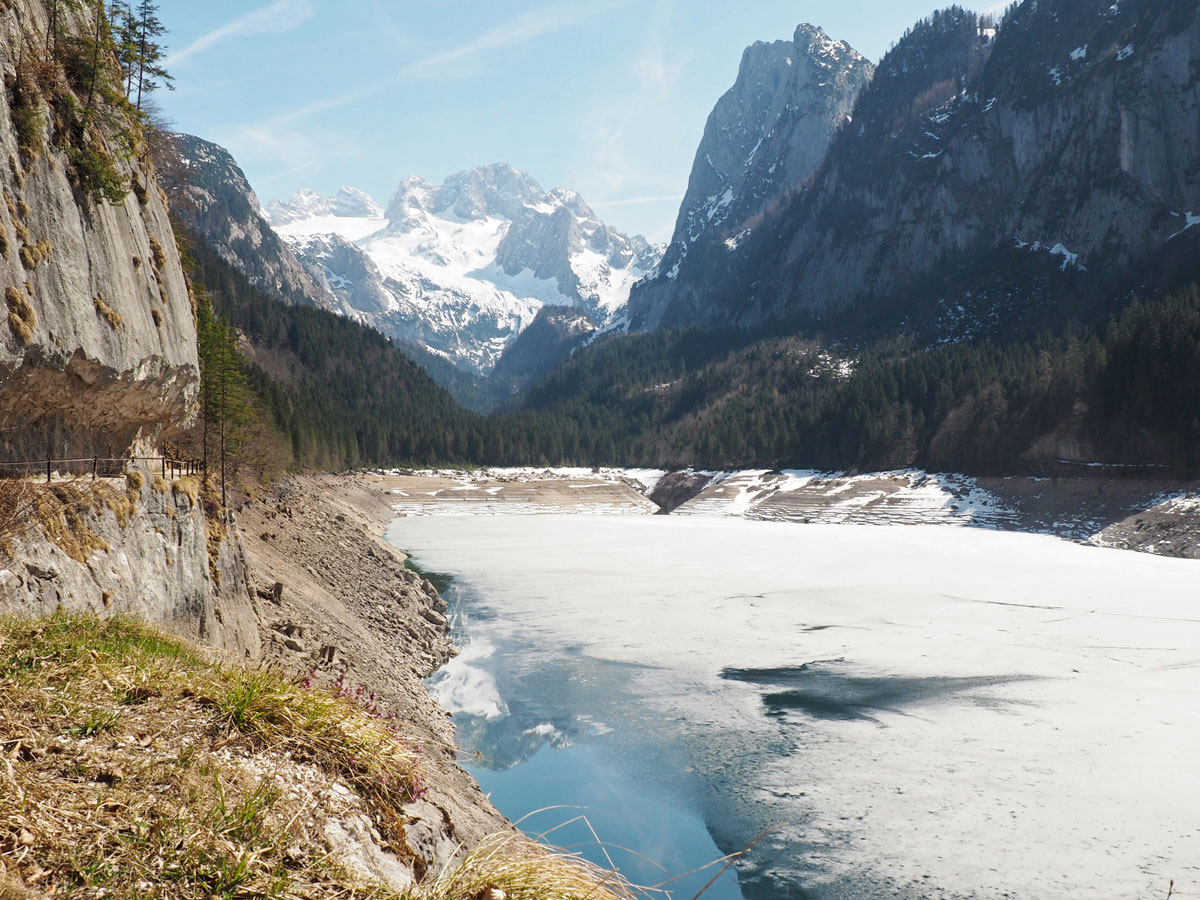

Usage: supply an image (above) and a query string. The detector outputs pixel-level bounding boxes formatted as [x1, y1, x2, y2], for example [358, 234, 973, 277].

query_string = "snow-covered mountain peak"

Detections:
[270, 163, 663, 373]
[792, 22, 866, 68]
[267, 186, 383, 228]
[429, 163, 547, 223]
[329, 187, 383, 218]
[384, 176, 437, 221]
[547, 186, 594, 219]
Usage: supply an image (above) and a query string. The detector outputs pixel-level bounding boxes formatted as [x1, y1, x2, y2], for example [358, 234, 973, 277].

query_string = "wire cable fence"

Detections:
[0, 456, 204, 483]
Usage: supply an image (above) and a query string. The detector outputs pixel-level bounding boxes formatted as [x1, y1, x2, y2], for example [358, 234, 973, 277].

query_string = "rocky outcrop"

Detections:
[491, 304, 595, 380]
[238, 474, 513, 871]
[0, 467, 260, 656]
[288, 232, 393, 316]
[630, 1, 1200, 337]
[627, 23, 873, 330]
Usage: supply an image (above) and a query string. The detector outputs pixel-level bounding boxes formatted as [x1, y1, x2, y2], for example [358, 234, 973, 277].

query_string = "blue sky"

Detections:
[159, 1, 1003, 241]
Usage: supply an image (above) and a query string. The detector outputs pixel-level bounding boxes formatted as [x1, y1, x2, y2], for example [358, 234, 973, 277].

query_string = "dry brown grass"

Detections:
[15, 475, 147, 563]
[148, 237, 166, 272]
[93, 295, 123, 330]
[0, 615, 417, 899]
[426, 833, 641, 900]
[5, 285, 34, 345]
[31, 483, 112, 562]
[0, 615, 643, 900]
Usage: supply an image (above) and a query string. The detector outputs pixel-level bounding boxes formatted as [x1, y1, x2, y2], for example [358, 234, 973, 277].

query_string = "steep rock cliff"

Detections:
[0, 0, 257, 656]
[1, 467, 259, 656]
[626, 23, 873, 330]
[160, 133, 335, 312]
[636, 0, 1200, 336]
[0, 3, 199, 460]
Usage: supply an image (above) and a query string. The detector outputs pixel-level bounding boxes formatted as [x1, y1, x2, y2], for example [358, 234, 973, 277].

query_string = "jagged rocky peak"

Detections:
[695, 22, 871, 214]
[268, 186, 383, 225]
[633, 0, 1200, 341]
[169, 132, 266, 219]
[427, 163, 547, 222]
[383, 175, 436, 221]
[626, 21, 872, 330]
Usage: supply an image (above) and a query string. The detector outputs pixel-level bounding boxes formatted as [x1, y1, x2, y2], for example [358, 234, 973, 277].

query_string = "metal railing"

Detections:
[0, 456, 204, 483]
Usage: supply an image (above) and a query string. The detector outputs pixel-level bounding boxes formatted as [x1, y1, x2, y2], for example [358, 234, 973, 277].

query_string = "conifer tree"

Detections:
[129, 0, 171, 109]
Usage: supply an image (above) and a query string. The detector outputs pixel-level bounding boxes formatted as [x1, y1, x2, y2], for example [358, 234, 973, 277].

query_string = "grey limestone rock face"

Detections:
[627, 23, 873, 330]
[1, 467, 260, 658]
[0, 2, 259, 656]
[751, 0, 1200, 326]
[0, 3, 199, 461]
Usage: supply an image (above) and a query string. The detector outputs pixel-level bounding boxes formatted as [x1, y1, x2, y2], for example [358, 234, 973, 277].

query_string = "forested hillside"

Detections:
[520, 281, 1200, 475]
[177, 217, 1200, 479]
[176, 231, 485, 471]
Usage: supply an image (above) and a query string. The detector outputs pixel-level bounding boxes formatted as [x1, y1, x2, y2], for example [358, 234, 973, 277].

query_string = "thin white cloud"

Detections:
[399, 0, 632, 76]
[258, 0, 635, 130]
[168, 0, 316, 67]
[255, 160, 321, 184]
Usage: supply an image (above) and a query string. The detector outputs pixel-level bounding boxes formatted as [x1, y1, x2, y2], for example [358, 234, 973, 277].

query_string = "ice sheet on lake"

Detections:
[392, 514, 1200, 900]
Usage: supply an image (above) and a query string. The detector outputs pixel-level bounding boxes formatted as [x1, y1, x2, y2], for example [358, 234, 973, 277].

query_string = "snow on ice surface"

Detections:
[1070, 44, 1088, 60]
[1117, 44, 1135, 61]
[385, 467, 665, 517]
[674, 469, 1007, 526]
[396, 514, 1200, 900]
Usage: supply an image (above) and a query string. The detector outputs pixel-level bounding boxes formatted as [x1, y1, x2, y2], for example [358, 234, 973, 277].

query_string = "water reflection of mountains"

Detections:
[454, 701, 579, 770]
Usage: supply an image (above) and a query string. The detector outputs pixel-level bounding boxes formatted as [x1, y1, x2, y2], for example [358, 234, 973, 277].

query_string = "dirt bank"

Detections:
[235, 473, 511, 875]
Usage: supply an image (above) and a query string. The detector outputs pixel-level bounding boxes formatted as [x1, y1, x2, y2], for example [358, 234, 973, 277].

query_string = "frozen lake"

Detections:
[386, 513, 1200, 900]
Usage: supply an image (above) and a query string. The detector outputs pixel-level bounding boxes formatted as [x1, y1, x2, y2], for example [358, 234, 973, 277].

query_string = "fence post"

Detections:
[46, 458, 51, 483]
[161, 457, 166, 479]
[92, 457, 98, 481]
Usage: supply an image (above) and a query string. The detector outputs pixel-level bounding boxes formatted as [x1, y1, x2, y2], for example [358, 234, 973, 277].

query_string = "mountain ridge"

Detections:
[269, 164, 663, 373]
[628, 0, 1200, 340]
